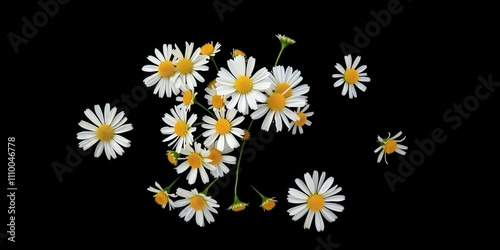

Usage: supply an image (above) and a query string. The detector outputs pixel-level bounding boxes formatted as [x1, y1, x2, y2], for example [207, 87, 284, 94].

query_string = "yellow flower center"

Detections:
[215, 118, 231, 135]
[158, 61, 175, 78]
[207, 148, 222, 165]
[344, 68, 359, 84]
[177, 58, 193, 75]
[242, 129, 250, 141]
[234, 49, 246, 57]
[167, 153, 177, 166]
[183, 90, 193, 105]
[154, 191, 168, 206]
[234, 76, 253, 94]
[187, 153, 203, 169]
[262, 199, 276, 211]
[212, 95, 224, 109]
[268, 93, 286, 111]
[190, 195, 206, 210]
[174, 121, 188, 137]
[96, 124, 114, 142]
[307, 194, 325, 212]
[275, 83, 292, 99]
[231, 204, 246, 212]
[294, 112, 307, 127]
[200, 43, 214, 56]
[384, 139, 397, 154]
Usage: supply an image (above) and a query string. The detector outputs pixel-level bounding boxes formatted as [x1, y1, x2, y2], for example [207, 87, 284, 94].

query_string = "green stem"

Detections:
[164, 175, 182, 193]
[274, 46, 285, 66]
[195, 99, 215, 119]
[250, 185, 265, 199]
[202, 178, 219, 195]
[233, 119, 254, 197]
[210, 56, 219, 72]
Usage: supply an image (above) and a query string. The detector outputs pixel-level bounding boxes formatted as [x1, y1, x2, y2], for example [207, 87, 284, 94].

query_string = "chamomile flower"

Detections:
[205, 140, 236, 178]
[77, 103, 133, 160]
[175, 142, 216, 185]
[173, 42, 210, 91]
[201, 108, 245, 151]
[141, 44, 180, 98]
[175, 188, 220, 227]
[231, 49, 246, 59]
[204, 82, 226, 111]
[228, 196, 249, 212]
[147, 181, 178, 210]
[200, 41, 222, 57]
[250, 65, 309, 132]
[287, 170, 345, 232]
[166, 150, 180, 166]
[374, 131, 408, 164]
[276, 34, 296, 47]
[176, 84, 197, 111]
[160, 105, 197, 153]
[288, 104, 314, 135]
[216, 55, 271, 115]
[251, 185, 277, 211]
[332, 54, 370, 99]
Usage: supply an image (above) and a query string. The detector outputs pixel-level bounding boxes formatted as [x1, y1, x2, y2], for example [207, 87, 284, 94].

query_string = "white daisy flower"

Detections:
[204, 81, 226, 111]
[200, 41, 222, 57]
[173, 42, 210, 91]
[160, 104, 197, 153]
[175, 187, 220, 227]
[141, 44, 181, 98]
[216, 55, 271, 115]
[205, 139, 236, 178]
[201, 108, 245, 151]
[250, 65, 309, 132]
[332, 54, 370, 99]
[175, 84, 197, 111]
[288, 104, 314, 135]
[374, 131, 408, 164]
[147, 181, 177, 211]
[175, 142, 216, 185]
[77, 103, 133, 160]
[287, 170, 345, 232]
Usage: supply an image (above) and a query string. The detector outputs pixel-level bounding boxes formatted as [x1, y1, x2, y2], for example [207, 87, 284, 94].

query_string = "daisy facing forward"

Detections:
[175, 142, 216, 185]
[332, 54, 370, 99]
[173, 41, 210, 91]
[374, 131, 408, 164]
[141, 43, 180, 98]
[147, 181, 178, 211]
[288, 104, 314, 135]
[77, 103, 133, 160]
[160, 104, 198, 153]
[175, 187, 220, 227]
[201, 108, 245, 151]
[287, 170, 345, 232]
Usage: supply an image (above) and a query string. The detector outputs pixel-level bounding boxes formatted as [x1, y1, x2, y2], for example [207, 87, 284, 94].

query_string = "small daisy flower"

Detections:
[176, 84, 197, 111]
[374, 131, 408, 164]
[204, 81, 226, 111]
[228, 196, 249, 212]
[288, 104, 314, 135]
[231, 48, 246, 59]
[251, 185, 277, 211]
[166, 150, 180, 166]
[173, 42, 210, 91]
[332, 54, 370, 99]
[175, 188, 220, 227]
[200, 41, 222, 57]
[147, 181, 178, 211]
[216, 55, 271, 115]
[205, 140, 236, 178]
[160, 105, 197, 153]
[141, 44, 181, 98]
[250, 65, 309, 132]
[201, 108, 245, 151]
[175, 142, 216, 185]
[77, 103, 133, 160]
[276, 34, 296, 47]
[287, 170, 345, 232]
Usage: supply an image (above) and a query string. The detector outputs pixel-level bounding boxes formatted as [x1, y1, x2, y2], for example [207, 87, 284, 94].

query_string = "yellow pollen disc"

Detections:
[268, 93, 286, 111]
[234, 49, 246, 57]
[96, 124, 114, 142]
[307, 194, 325, 212]
[183, 90, 193, 105]
[212, 95, 224, 109]
[200, 43, 214, 56]
[167, 154, 177, 166]
[208, 148, 222, 165]
[344, 68, 359, 84]
[187, 153, 203, 169]
[190, 195, 206, 210]
[234, 76, 253, 94]
[275, 83, 292, 99]
[215, 118, 231, 135]
[208, 79, 217, 88]
[232, 204, 246, 212]
[294, 112, 307, 127]
[157, 61, 175, 78]
[177, 58, 193, 75]
[262, 200, 276, 211]
[384, 139, 397, 154]
[174, 121, 188, 137]
[154, 191, 168, 206]
[242, 129, 251, 141]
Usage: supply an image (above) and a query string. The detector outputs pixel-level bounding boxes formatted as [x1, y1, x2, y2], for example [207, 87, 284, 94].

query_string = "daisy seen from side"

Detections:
[147, 181, 178, 211]
[288, 104, 314, 135]
[205, 139, 236, 178]
[374, 131, 408, 164]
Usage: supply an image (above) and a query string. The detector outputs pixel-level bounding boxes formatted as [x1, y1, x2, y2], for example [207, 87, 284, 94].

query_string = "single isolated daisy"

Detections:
[175, 142, 216, 185]
[200, 41, 222, 57]
[77, 103, 133, 160]
[216, 55, 271, 115]
[332, 54, 370, 99]
[288, 104, 314, 135]
[374, 131, 408, 164]
[147, 181, 178, 211]
[205, 139, 236, 178]
[287, 170, 345, 232]
[141, 44, 181, 98]
[250, 65, 309, 132]
[201, 108, 245, 151]
[173, 42, 210, 91]
[175, 187, 220, 227]
[160, 104, 197, 153]
[251, 185, 277, 211]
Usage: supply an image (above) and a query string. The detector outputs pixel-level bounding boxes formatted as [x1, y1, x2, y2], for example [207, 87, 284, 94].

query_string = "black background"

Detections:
[3, 0, 499, 249]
